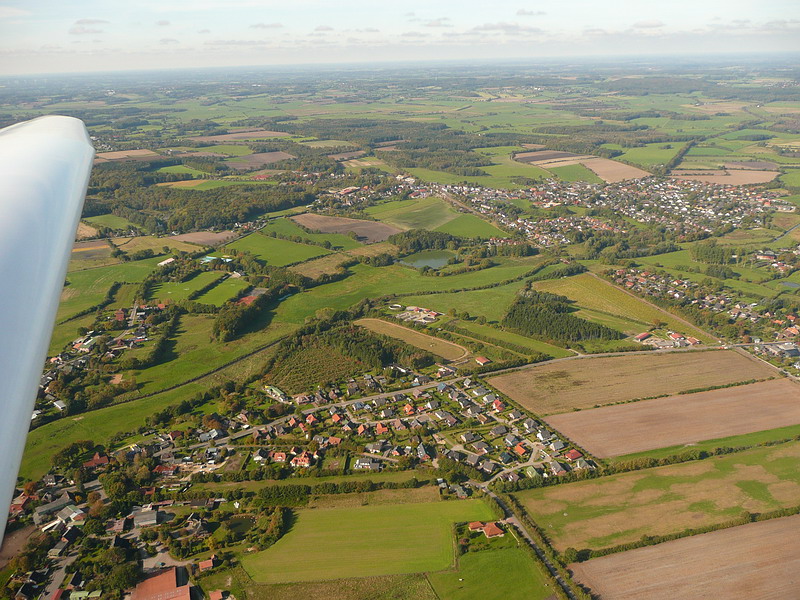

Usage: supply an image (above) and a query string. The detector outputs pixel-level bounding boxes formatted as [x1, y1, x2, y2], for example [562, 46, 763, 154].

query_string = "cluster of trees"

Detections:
[388, 229, 462, 253]
[503, 287, 624, 342]
[255, 476, 421, 506]
[689, 239, 733, 264]
[212, 291, 273, 341]
[87, 161, 317, 232]
[119, 312, 180, 370]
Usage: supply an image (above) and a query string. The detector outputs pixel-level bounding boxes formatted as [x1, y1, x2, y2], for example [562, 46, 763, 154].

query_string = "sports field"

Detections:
[571, 515, 800, 600]
[534, 273, 713, 342]
[227, 233, 331, 266]
[241, 499, 494, 583]
[427, 548, 552, 600]
[545, 379, 800, 457]
[355, 318, 468, 360]
[515, 442, 800, 552]
[487, 350, 775, 415]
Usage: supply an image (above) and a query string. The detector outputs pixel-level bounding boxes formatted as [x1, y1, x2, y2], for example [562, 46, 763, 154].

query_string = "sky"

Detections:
[0, 0, 798, 75]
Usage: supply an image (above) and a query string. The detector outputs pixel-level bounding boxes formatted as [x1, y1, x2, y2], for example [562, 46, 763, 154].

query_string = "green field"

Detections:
[535, 272, 713, 342]
[262, 217, 362, 250]
[515, 441, 800, 552]
[451, 319, 574, 358]
[274, 260, 543, 325]
[194, 276, 251, 305]
[549, 163, 603, 183]
[84, 214, 138, 230]
[427, 549, 552, 600]
[158, 164, 209, 176]
[365, 196, 460, 230]
[148, 271, 224, 303]
[227, 233, 331, 266]
[241, 499, 494, 583]
[434, 213, 507, 238]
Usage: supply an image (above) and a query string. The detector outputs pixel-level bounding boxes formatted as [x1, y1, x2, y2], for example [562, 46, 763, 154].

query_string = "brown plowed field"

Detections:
[290, 213, 401, 243]
[488, 350, 775, 415]
[571, 515, 800, 600]
[581, 157, 650, 183]
[228, 151, 295, 169]
[671, 169, 779, 184]
[189, 129, 290, 142]
[545, 378, 800, 457]
[169, 230, 238, 245]
[94, 149, 159, 163]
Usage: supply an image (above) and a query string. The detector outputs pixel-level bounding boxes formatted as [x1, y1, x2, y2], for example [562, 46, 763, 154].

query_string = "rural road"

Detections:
[473, 484, 578, 600]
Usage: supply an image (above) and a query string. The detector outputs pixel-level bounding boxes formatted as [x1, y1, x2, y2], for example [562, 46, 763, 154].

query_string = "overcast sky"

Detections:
[1, 0, 798, 75]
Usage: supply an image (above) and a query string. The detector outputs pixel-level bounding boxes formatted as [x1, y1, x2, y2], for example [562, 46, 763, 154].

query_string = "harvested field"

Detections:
[345, 242, 400, 257]
[228, 151, 294, 169]
[72, 240, 110, 256]
[189, 129, 290, 142]
[111, 236, 199, 254]
[487, 350, 775, 415]
[169, 230, 237, 245]
[545, 378, 800, 457]
[581, 157, 650, 183]
[571, 515, 800, 600]
[288, 254, 348, 278]
[671, 169, 779, 184]
[328, 150, 366, 161]
[725, 160, 779, 170]
[94, 149, 159, 163]
[75, 222, 98, 240]
[356, 318, 468, 361]
[155, 179, 206, 188]
[290, 213, 401, 243]
[514, 150, 580, 163]
[513, 150, 649, 182]
[515, 442, 800, 552]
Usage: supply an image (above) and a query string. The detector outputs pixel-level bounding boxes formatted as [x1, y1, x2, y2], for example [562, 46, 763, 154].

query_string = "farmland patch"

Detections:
[487, 350, 775, 415]
[544, 378, 798, 457]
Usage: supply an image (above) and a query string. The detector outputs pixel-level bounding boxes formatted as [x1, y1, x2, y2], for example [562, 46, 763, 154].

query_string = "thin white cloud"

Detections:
[517, 9, 546, 16]
[75, 18, 109, 25]
[401, 31, 424, 37]
[0, 7, 30, 18]
[198, 28, 210, 34]
[315, 25, 334, 31]
[159, 38, 178, 44]
[69, 25, 104, 35]
[632, 20, 664, 29]
[472, 22, 542, 34]
[250, 22, 282, 29]
[423, 18, 451, 28]
[156, 20, 171, 26]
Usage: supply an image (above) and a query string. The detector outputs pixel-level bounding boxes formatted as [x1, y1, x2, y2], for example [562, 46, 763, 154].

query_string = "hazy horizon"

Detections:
[1, 0, 798, 75]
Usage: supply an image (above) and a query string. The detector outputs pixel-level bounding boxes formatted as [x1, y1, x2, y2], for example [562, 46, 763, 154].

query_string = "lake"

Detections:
[399, 250, 455, 270]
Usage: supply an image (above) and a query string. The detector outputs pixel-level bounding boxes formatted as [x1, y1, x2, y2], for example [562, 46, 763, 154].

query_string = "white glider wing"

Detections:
[0, 116, 94, 541]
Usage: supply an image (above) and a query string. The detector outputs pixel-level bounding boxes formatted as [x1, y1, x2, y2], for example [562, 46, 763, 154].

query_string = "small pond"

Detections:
[781, 282, 800, 288]
[399, 249, 455, 270]
[227, 515, 256, 535]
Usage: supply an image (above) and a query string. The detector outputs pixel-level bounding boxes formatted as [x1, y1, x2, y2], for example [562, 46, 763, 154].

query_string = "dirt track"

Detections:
[545, 378, 800, 457]
[571, 514, 800, 599]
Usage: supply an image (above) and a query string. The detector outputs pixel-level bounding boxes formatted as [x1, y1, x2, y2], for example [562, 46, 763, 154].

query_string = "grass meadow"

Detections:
[241, 499, 495, 583]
